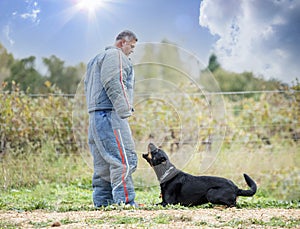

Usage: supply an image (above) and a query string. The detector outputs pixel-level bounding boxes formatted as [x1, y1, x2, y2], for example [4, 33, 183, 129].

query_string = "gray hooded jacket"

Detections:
[84, 46, 134, 118]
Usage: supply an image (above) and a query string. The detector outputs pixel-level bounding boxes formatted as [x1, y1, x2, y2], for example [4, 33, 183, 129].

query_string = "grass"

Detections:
[0, 184, 299, 228]
[0, 182, 93, 212]
[185, 142, 300, 200]
[1, 139, 299, 199]
[202, 217, 300, 228]
[0, 182, 299, 212]
[3, 212, 299, 229]
[0, 142, 92, 190]
[0, 142, 299, 228]
[0, 142, 299, 211]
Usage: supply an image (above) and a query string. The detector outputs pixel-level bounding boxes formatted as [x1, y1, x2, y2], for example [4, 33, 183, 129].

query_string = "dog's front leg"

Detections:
[160, 182, 181, 206]
[155, 192, 167, 206]
[162, 192, 179, 206]
[156, 193, 177, 207]
[156, 201, 168, 207]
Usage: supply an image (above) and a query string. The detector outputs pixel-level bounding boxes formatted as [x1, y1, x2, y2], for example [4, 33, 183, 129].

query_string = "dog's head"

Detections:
[142, 143, 169, 167]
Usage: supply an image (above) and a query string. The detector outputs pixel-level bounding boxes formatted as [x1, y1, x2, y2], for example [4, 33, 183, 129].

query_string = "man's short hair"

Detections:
[116, 30, 138, 42]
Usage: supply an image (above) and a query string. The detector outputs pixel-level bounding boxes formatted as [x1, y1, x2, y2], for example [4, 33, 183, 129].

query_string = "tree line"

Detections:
[0, 43, 85, 94]
[205, 54, 288, 92]
[0, 42, 290, 94]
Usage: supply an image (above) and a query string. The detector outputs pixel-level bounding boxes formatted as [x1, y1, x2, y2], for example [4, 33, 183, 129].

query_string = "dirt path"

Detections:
[1, 208, 299, 228]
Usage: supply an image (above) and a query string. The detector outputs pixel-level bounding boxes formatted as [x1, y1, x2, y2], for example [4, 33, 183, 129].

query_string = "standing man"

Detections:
[84, 30, 138, 207]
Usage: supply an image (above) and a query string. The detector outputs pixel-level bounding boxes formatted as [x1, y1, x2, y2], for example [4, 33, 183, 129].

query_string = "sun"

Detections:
[75, 0, 104, 14]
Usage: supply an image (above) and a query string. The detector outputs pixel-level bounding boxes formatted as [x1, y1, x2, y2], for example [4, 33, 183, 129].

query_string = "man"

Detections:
[84, 30, 138, 207]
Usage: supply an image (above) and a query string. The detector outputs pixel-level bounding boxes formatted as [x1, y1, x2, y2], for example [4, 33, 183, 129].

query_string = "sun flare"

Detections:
[75, 0, 104, 14]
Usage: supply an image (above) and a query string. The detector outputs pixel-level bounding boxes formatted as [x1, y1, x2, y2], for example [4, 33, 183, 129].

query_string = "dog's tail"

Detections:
[237, 174, 257, 197]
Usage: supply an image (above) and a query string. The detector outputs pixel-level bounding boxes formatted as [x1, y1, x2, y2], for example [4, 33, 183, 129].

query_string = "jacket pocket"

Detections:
[93, 111, 114, 141]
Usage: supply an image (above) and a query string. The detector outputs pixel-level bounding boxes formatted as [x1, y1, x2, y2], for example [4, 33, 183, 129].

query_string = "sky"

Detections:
[0, 0, 299, 84]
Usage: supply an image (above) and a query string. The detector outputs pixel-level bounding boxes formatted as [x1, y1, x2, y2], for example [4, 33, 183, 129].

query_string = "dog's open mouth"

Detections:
[142, 143, 157, 165]
[142, 153, 150, 160]
[142, 143, 157, 160]
[142, 149, 152, 160]
[142, 153, 153, 167]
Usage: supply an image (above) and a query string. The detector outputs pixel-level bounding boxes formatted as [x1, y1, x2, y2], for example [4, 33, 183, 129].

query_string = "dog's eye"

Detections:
[153, 149, 159, 154]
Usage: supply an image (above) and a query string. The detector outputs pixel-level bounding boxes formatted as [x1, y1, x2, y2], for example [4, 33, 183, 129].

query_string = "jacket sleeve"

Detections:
[100, 50, 132, 119]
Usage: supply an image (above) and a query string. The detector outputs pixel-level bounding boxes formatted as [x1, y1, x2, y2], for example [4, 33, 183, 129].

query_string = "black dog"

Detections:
[143, 143, 257, 207]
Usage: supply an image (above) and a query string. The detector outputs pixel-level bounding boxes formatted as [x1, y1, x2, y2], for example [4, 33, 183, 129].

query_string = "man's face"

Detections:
[121, 39, 136, 56]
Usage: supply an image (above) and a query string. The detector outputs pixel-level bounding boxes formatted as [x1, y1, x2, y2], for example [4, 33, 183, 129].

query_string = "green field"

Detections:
[0, 86, 299, 228]
[1, 142, 299, 211]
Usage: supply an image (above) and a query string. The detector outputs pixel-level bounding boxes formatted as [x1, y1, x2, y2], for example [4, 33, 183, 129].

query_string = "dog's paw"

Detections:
[213, 205, 228, 210]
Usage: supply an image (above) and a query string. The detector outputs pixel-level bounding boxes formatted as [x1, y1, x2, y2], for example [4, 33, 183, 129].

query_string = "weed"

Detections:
[112, 216, 144, 225]
[195, 221, 208, 227]
[29, 220, 52, 228]
[0, 221, 21, 229]
[85, 218, 106, 225]
[153, 213, 172, 224]
[60, 218, 79, 225]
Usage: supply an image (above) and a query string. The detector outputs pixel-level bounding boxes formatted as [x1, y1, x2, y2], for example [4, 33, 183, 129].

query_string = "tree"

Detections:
[5, 56, 43, 93]
[43, 55, 83, 94]
[0, 43, 14, 85]
[43, 55, 65, 85]
[207, 53, 220, 72]
[202, 53, 281, 93]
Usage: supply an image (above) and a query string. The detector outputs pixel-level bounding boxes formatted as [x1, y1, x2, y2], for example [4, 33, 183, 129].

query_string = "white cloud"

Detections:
[199, 0, 300, 83]
[2, 1, 41, 46]
[20, 0, 41, 24]
[3, 25, 15, 45]
[20, 9, 41, 23]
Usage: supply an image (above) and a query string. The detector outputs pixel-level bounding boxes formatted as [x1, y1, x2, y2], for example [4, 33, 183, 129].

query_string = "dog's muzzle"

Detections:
[142, 153, 151, 160]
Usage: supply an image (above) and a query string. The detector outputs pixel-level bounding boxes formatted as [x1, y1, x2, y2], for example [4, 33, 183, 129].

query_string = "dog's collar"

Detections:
[159, 166, 178, 183]
[153, 160, 180, 184]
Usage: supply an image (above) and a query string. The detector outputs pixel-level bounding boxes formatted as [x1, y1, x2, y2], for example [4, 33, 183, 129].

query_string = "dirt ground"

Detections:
[1, 208, 299, 228]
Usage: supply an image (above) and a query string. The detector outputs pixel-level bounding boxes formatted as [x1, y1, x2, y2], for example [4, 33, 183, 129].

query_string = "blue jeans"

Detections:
[88, 110, 137, 207]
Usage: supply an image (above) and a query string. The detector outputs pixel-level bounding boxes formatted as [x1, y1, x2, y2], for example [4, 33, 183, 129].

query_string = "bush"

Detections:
[0, 81, 299, 200]
[0, 81, 77, 156]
